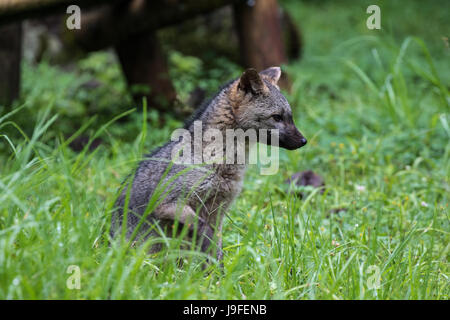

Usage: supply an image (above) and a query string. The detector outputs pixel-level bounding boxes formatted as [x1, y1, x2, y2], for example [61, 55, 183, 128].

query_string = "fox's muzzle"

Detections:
[279, 126, 307, 150]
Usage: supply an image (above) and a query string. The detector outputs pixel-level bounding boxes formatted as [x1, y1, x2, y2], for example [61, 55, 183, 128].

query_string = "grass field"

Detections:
[0, 0, 448, 299]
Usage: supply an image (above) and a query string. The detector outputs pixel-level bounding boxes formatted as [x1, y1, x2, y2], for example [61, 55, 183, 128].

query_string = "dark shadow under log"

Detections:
[0, 22, 22, 109]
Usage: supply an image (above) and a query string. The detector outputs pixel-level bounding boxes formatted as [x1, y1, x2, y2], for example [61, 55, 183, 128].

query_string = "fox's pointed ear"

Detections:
[259, 66, 281, 85]
[238, 68, 267, 95]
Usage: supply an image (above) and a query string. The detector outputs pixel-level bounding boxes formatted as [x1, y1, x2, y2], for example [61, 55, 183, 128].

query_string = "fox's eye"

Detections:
[272, 114, 283, 122]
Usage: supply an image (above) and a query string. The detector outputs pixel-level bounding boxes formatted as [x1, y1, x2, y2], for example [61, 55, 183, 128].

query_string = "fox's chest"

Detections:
[188, 164, 246, 217]
[214, 163, 246, 198]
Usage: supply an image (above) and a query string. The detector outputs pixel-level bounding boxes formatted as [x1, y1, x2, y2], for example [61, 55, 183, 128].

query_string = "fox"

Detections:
[110, 66, 307, 261]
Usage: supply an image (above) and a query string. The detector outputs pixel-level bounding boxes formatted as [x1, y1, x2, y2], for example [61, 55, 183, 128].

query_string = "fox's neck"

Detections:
[186, 89, 249, 179]
[187, 89, 237, 133]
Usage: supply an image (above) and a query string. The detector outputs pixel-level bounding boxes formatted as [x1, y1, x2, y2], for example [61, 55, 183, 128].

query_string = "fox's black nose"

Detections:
[300, 138, 307, 146]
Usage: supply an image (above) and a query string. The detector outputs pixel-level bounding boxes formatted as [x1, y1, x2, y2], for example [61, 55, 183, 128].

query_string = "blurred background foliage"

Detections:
[3, 0, 446, 157]
[0, 0, 448, 299]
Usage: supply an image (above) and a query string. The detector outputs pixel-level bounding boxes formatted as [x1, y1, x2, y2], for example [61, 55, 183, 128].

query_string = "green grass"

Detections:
[0, 0, 449, 299]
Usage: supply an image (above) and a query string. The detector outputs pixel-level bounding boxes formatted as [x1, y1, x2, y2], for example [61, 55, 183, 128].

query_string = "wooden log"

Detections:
[116, 31, 176, 112]
[0, 22, 22, 108]
[73, 0, 236, 52]
[233, 0, 288, 84]
[0, 0, 114, 25]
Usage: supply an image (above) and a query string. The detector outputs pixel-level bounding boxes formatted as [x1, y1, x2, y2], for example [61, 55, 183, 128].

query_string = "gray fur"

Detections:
[110, 67, 307, 260]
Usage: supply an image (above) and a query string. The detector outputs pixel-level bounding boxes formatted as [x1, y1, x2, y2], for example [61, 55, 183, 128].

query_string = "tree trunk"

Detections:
[233, 0, 288, 86]
[0, 22, 22, 109]
[115, 31, 176, 113]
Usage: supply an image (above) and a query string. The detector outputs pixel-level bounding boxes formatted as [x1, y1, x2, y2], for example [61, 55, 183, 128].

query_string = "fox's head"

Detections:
[229, 67, 307, 150]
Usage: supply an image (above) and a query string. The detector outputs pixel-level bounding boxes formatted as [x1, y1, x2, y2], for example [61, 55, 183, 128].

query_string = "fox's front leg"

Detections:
[199, 222, 214, 254]
[198, 223, 224, 269]
[155, 204, 219, 262]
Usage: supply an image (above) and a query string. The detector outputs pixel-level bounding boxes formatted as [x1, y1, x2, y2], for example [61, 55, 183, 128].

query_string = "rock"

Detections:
[285, 170, 325, 198]
[329, 207, 348, 214]
[69, 135, 103, 152]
